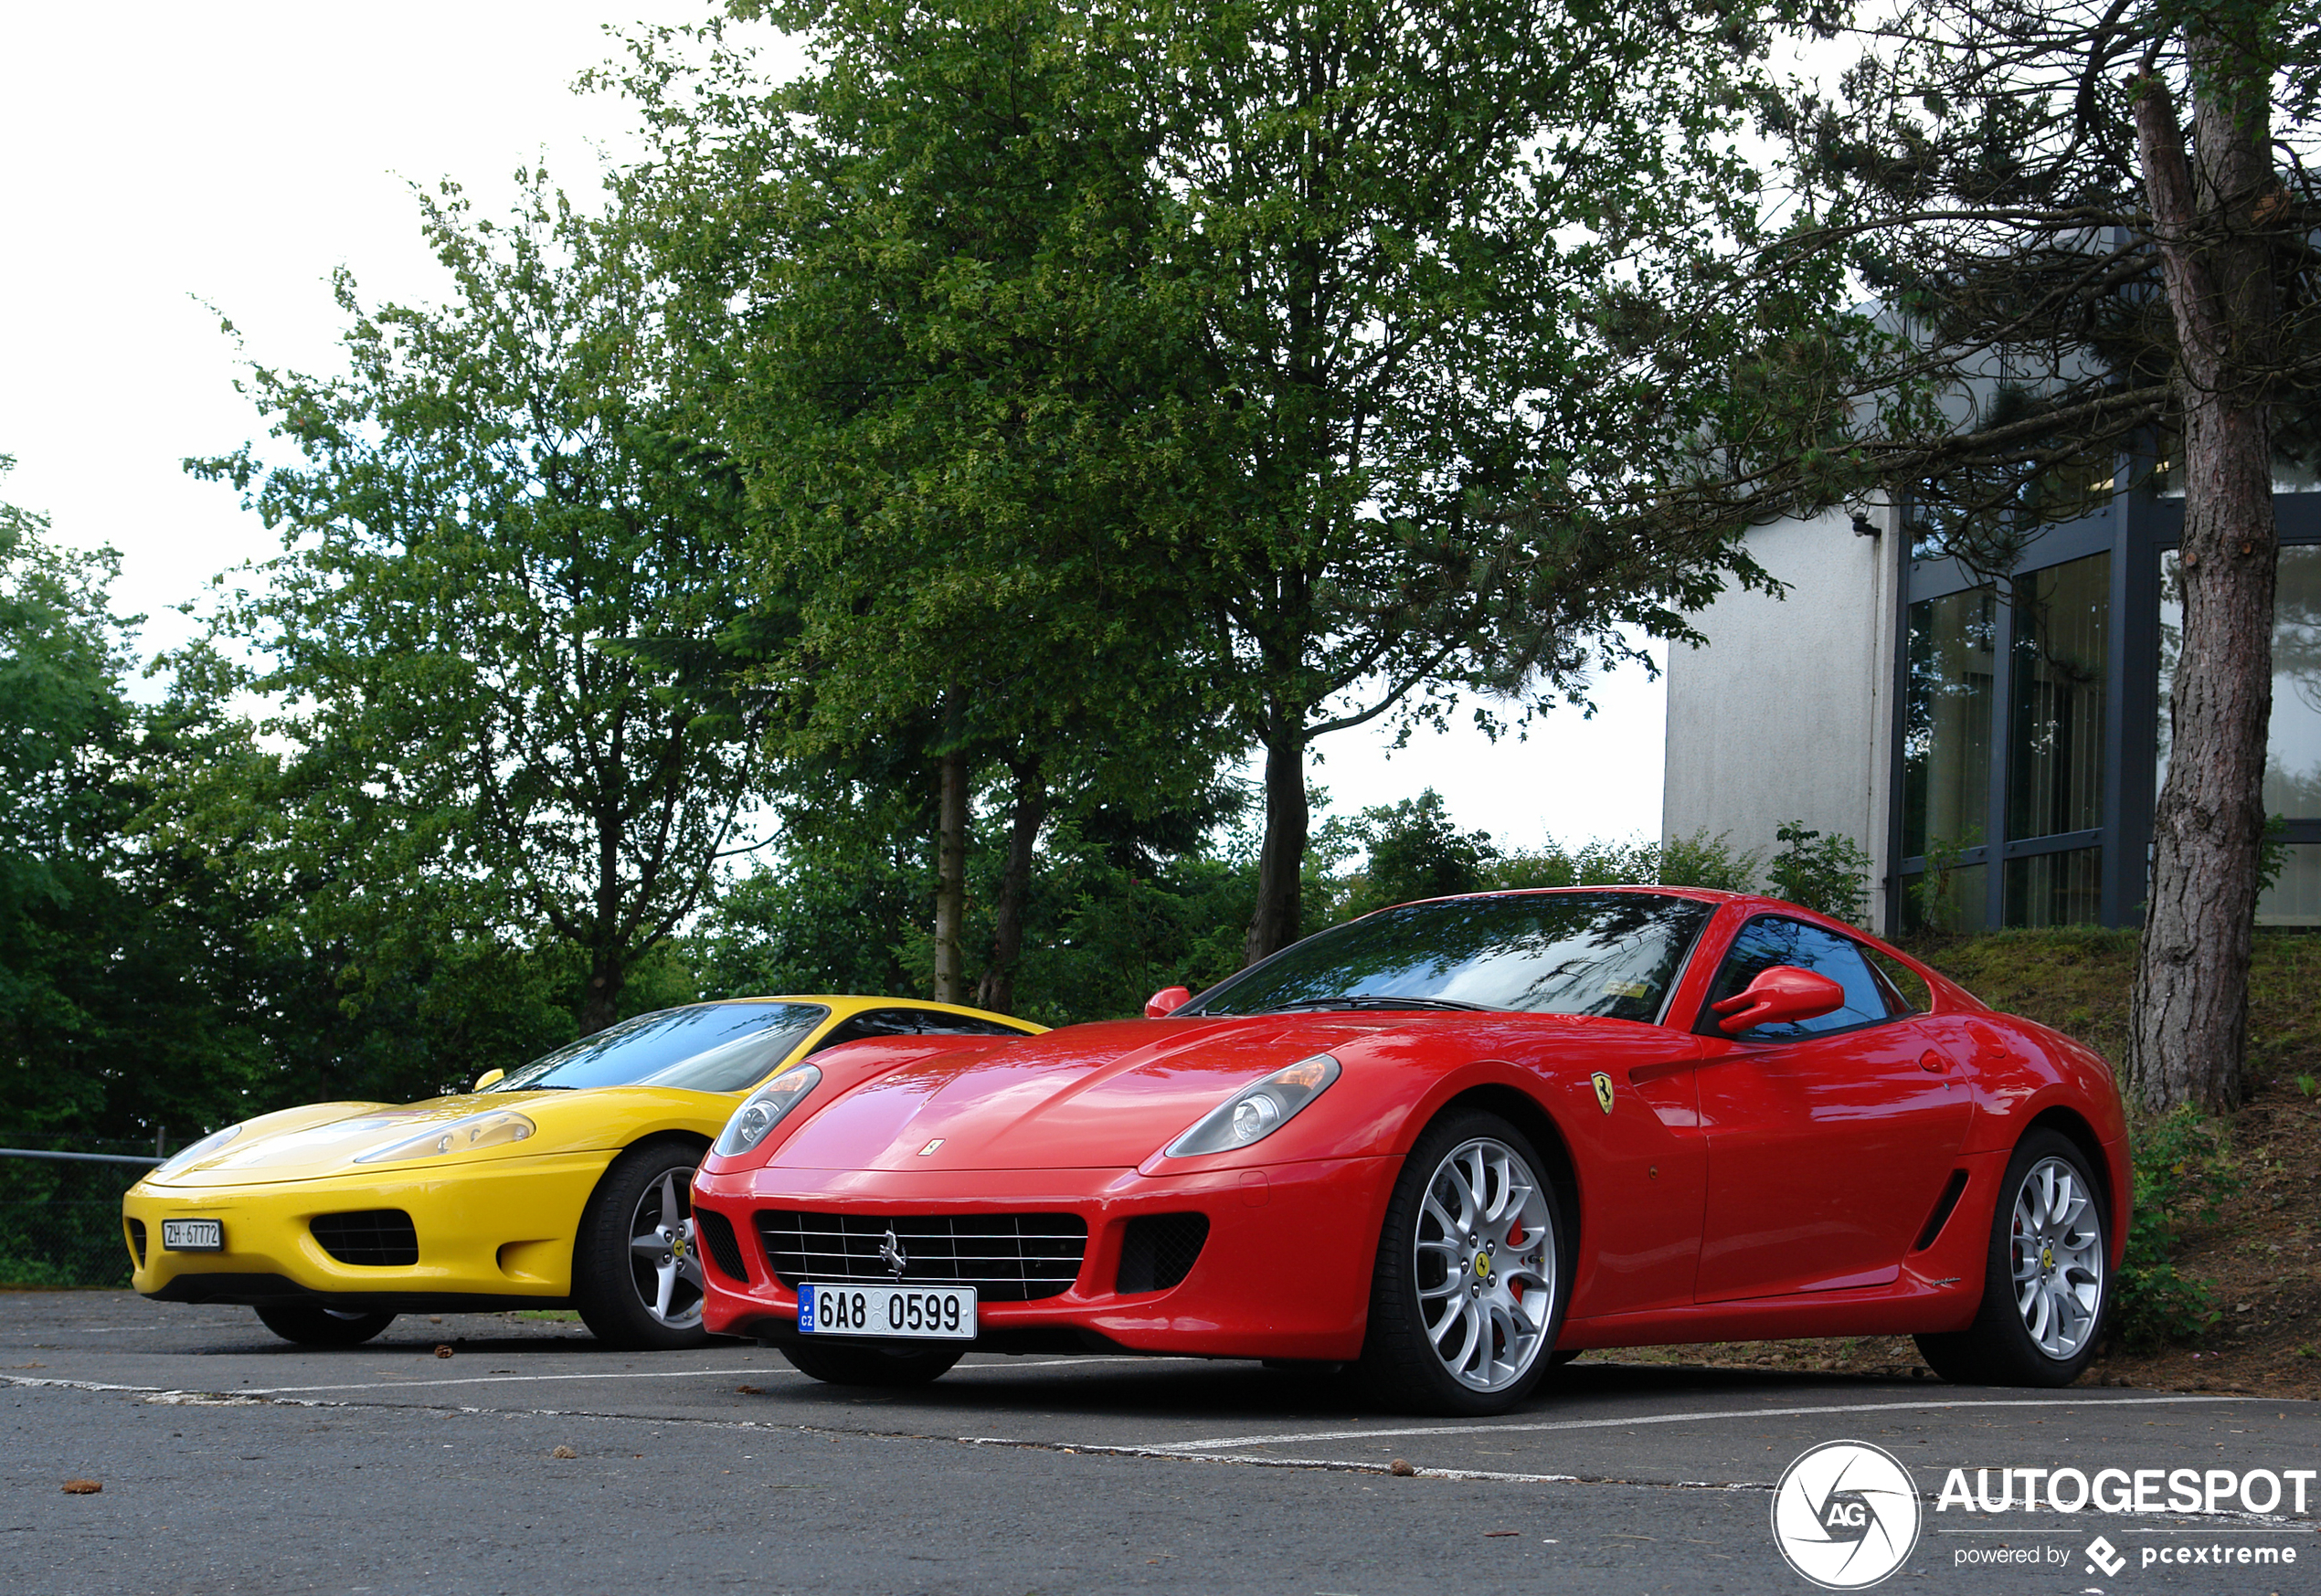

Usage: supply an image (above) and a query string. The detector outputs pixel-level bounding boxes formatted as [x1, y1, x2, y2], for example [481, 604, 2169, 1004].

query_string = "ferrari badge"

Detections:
[1591, 1072, 1616, 1115]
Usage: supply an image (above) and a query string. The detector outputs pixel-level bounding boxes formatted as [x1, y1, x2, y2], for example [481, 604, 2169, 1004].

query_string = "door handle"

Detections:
[1919, 1050, 1950, 1073]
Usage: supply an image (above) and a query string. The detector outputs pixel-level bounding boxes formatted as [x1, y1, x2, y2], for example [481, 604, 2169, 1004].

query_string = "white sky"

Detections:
[1, 1, 1670, 852]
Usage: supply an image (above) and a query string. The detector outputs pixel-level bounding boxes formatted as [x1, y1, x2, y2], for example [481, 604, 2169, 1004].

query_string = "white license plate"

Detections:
[798, 1283, 975, 1340]
[162, 1219, 223, 1252]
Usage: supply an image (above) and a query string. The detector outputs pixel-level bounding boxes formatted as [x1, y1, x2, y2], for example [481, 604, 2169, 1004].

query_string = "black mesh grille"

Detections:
[695, 1209, 748, 1284]
[125, 1218, 147, 1270]
[311, 1210, 419, 1267]
[1117, 1212, 1209, 1295]
[756, 1210, 1086, 1303]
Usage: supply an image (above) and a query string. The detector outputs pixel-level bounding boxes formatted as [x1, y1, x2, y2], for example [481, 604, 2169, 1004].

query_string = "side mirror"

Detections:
[1711, 966, 1847, 1035]
[472, 1068, 506, 1092]
[1144, 986, 1192, 1020]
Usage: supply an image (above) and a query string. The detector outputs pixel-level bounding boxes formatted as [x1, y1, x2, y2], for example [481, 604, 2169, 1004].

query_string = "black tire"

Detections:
[1915, 1129, 2110, 1388]
[572, 1138, 715, 1352]
[1355, 1109, 1570, 1416]
[254, 1303, 396, 1348]
[779, 1340, 966, 1387]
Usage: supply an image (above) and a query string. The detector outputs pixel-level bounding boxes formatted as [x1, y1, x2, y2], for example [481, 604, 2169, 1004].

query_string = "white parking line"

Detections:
[1125, 1393, 2260, 1453]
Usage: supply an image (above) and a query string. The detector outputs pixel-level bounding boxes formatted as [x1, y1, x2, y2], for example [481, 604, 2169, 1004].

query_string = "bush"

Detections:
[1766, 820, 1871, 924]
[2111, 1109, 2235, 1349]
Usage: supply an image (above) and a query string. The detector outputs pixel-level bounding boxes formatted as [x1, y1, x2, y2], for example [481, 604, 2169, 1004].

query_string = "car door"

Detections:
[1691, 915, 1972, 1302]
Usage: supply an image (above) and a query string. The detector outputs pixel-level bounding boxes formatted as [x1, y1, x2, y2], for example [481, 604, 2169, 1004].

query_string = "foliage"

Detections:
[2113, 1109, 2236, 1350]
[1332, 792, 1502, 920]
[1765, 821, 1872, 924]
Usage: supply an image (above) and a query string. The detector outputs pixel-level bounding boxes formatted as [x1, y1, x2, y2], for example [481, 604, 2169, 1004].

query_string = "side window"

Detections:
[809, 1009, 932, 1052]
[1700, 916, 1893, 1040]
[1864, 948, 1931, 1016]
[914, 1013, 1033, 1038]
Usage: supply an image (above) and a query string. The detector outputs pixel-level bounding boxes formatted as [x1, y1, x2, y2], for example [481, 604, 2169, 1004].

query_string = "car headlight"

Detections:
[1164, 1054, 1341, 1158]
[151, 1123, 243, 1179]
[714, 1065, 821, 1157]
[353, 1109, 536, 1165]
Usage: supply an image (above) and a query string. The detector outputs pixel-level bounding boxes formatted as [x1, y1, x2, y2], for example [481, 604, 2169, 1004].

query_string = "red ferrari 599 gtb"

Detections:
[691, 887, 2126, 1415]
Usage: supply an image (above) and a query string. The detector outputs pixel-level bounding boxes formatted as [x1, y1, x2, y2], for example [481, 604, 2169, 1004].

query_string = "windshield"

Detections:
[1182, 893, 1714, 1022]
[485, 1002, 831, 1094]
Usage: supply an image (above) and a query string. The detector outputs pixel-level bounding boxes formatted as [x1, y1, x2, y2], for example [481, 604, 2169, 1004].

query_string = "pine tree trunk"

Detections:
[580, 956, 625, 1036]
[976, 757, 1047, 1016]
[2125, 44, 2279, 1113]
[1243, 719, 1310, 966]
[932, 746, 970, 1003]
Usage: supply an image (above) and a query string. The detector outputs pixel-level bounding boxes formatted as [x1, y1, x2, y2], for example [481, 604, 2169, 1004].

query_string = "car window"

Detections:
[1181, 892, 1716, 1022]
[810, 1008, 1032, 1053]
[1864, 948, 1930, 1015]
[916, 1012, 1033, 1037]
[1700, 917, 1893, 1040]
[486, 1002, 830, 1094]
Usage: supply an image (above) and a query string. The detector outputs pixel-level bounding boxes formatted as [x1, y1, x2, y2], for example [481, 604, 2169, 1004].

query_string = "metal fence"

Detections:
[0, 1147, 162, 1288]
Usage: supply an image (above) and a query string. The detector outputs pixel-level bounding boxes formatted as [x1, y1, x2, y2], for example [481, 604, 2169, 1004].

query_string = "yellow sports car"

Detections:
[122, 996, 1040, 1349]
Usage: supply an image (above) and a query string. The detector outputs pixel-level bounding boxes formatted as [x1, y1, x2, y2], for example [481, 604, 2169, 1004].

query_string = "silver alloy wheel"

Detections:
[2009, 1155, 2104, 1360]
[627, 1169, 706, 1330]
[1413, 1136, 1554, 1391]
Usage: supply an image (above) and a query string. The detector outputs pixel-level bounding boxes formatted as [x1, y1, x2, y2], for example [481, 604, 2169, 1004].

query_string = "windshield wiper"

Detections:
[1260, 995, 1496, 1014]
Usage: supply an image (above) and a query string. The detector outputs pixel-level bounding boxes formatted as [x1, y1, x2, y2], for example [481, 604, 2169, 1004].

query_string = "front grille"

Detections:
[125, 1218, 147, 1270]
[756, 1211, 1086, 1303]
[695, 1209, 748, 1284]
[1117, 1212, 1209, 1295]
[311, 1210, 419, 1267]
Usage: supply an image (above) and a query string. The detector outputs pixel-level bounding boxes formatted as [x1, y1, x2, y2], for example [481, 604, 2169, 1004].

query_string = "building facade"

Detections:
[1663, 468, 2321, 935]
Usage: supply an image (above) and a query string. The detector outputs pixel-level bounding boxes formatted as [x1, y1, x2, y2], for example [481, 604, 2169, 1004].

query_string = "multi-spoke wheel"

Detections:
[1917, 1130, 2110, 1388]
[1358, 1110, 1567, 1415]
[574, 1139, 713, 1351]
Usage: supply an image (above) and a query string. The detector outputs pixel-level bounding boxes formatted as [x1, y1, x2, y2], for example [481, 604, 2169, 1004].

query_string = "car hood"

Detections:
[137, 1087, 730, 1189]
[768, 1014, 1426, 1172]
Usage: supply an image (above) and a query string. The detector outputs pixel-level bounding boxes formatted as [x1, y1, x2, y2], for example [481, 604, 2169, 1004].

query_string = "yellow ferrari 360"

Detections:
[122, 996, 1040, 1349]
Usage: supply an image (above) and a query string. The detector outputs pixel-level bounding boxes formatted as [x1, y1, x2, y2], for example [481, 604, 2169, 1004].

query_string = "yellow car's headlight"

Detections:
[353, 1109, 536, 1165]
[151, 1123, 244, 1179]
[714, 1065, 821, 1157]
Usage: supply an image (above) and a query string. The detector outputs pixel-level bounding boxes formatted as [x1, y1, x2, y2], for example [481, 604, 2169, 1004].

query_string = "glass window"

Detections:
[2158, 546, 2321, 819]
[812, 1008, 1033, 1052]
[1181, 892, 1715, 1023]
[1900, 861, 1987, 935]
[1902, 587, 1996, 860]
[2004, 847, 2103, 928]
[2008, 553, 2110, 840]
[2260, 842, 2321, 926]
[486, 1002, 830, 1094]
[1700, 916, 1893, 1039]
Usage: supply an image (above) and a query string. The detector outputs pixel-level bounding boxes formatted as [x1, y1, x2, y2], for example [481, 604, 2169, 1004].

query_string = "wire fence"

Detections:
[0, 1146, 161, 1288]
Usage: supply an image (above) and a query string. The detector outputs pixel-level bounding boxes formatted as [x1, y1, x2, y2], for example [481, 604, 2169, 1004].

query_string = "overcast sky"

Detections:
[1, 1, 1673, 854]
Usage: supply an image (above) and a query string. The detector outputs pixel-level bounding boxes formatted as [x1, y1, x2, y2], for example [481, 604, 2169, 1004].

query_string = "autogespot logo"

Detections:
[1772, 1441, 1924, 1589]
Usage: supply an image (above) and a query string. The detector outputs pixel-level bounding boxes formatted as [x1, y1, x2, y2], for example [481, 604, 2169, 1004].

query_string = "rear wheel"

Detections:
[1356, 1110, 1567, 1416]
[779, 1341, 966, 1387]
[573, 1139, 713, 1351]
[254, 1303, 395, 1348]
[1916, 1129, 2109, 1387]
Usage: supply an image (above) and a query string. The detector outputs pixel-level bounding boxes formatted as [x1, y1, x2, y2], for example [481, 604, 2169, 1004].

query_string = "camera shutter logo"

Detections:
[1770, 1441, 1922, 1589]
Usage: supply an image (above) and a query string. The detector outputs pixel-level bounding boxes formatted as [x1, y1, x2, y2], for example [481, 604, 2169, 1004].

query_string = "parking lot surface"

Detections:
[5, 1292, 2316, 1593]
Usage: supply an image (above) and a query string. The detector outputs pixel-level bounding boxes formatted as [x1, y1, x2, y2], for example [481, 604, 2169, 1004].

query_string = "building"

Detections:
[1661, 459, 2321, 935]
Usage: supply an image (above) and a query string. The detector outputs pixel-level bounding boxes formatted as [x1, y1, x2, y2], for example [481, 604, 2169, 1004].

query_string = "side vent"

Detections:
[1913, 1171, 1971, 1253]
[1117, 1213, 1210, 1295]
[695, 1209, 749, 1284]
[125, 1217, 147, 1270]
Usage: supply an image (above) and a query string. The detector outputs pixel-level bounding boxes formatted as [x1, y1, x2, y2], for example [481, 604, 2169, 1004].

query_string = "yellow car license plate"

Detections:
[162, 1219, 224, 1252]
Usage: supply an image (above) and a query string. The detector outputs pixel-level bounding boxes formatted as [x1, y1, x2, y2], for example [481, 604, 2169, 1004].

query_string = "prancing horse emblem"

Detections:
[1591, 1072, 1616, 1115]
[878, 1228, 909, 1278]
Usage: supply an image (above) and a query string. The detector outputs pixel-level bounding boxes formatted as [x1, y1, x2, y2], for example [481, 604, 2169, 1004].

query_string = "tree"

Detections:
[188, 173, 769, 1035]
[1666, 0, 2321, 1108]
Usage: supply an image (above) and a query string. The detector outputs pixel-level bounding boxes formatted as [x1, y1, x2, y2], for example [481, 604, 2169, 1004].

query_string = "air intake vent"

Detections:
[756, 1211, 1086, 1303]
[125, 1217, 147, 1270]
[695, 1209, 748, 1284]
[311, 1210, 419, 1267]
[1117, 1212, 1209, 1295]
[1913, 1170, 1971, 1252]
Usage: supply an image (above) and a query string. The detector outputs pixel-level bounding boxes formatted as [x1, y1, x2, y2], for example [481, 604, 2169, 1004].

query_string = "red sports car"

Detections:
[691, 887, 2126, 1415]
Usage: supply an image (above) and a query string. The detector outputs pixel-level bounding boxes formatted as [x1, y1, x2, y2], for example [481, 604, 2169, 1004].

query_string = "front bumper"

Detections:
[693, 1155, 1398, 1362]
[122, 1151, 614, 1308]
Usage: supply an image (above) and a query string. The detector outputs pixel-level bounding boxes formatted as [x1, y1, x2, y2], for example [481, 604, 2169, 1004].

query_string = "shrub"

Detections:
[1766, 820, 1871, 924]
[2111, 1109, 2235, 1350]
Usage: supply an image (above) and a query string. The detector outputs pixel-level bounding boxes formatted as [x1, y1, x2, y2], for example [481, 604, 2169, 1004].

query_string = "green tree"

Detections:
[188, 173, 768, 1036]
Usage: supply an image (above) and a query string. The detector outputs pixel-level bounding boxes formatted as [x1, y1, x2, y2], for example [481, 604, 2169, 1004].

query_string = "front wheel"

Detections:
[1355, 1110, 1568, 1416]
[779, 1340, 966, 1387]
[573, 1139, 714, 1351]
[254, 1303, 396, 1347]
[1916, 1129, 2109, 1387]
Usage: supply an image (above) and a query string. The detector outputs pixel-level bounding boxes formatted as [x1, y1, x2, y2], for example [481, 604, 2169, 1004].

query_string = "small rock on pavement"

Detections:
[62, 1479, 101, 1495]
[550, 1446, 577, 1460]
[434, 1345, 455, 1358]
[1388, 1459, 1416, 1477]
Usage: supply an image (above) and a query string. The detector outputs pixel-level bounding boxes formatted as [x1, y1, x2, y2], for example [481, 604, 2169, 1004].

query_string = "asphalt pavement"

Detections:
[4, 1292, 2316, 1594]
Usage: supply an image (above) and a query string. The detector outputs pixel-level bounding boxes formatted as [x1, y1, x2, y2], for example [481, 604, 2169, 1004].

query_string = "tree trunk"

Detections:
[1242, 718, 1310, 966]
[579, 954, 625, 1036]
[976, 756, 1047, 1015]
[932, 745, 970, 1003]
[2125, 44, 2279, 1114]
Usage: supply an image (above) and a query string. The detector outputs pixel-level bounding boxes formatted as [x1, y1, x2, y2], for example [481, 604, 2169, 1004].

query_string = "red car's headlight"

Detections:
[714, 1065, 821, 1158]
[1163, 1054, 1341, 1158]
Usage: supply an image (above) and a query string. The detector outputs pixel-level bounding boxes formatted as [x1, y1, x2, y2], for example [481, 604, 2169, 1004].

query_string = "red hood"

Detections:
[768, 1014, 1409, 1171]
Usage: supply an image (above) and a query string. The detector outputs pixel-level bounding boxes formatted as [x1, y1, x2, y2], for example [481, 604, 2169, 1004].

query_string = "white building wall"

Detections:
[1662, 503, 1905, 931]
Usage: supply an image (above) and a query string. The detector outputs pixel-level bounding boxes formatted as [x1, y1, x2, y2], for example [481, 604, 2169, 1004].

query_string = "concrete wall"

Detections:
[1662, 503, 1905, 932]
